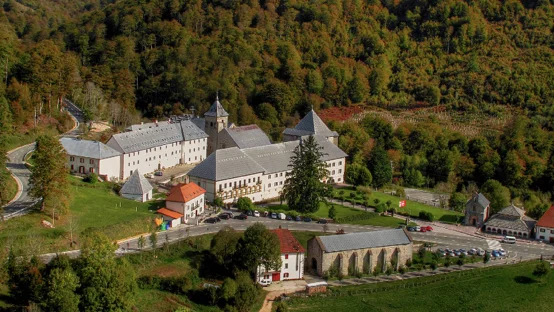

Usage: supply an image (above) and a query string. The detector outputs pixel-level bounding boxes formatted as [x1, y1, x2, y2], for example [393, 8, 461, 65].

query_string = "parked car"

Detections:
[146, 174, 154, 178]
[491, 250, 500, 258]
[286, 215, 293, 221]
[476, 248, 485, 256]
[448, 252, 456, 257]
[254, 210, 260, 217]
[459, 249, 468, 256]
[317, 219, 328, 224]
[205, 218, 218, 224]
[154, 171, 163, 176]
[415, 226, 421, 232]
[502, 236, 517, 244]
[234, 214, 248, 220]
[468, 248, 477, 255]
[218, 213, 231, 220]
[258, 279, 271, 286]
[271, 213, 278, 219]
[498, 249, 506, 257]
[278, 213, 286, 220]
[420, 227, 428, 232]
[246, 210, 253, 216]
[407, 227, 416, 232]
[454, 250, 461, 256]
[421, 226, 433, 232]
[436, 249, 446, 257]
[295, 216, 302, 221]
[303, 217, 312, 222]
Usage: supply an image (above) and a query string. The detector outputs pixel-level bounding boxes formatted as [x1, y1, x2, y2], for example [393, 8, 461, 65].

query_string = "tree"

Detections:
[138, 236, 145, 250]
[368, 146, 392, 188]
[236, 223, 281, 275]
[211, 226, 241, 270]
[345, 163, 372, 186]
[480, 179, 510, 214]
[29, 134, 71, 216]
[236, 197, 253, 212]
[234, 272, 259, 312]
[328, 205, 337, 219]
[220, 278, 237, 302]
[76, 232, 136, 311]
[149, 231, 158, 249]
[533, 261, 550, 281]
[282, 135, 332, 214]
[449, 192, 467, 212]
[483, 252, 490, 265]
[42, 268, 80, 312]
[213, 197, 224, 208]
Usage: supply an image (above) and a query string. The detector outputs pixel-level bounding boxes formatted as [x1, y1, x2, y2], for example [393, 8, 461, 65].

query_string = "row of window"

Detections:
[69, 157, 95, 165]
[188, 146, 206, 153]
[268, 181, 284, 188]
[327, 161, 343, 168]
[329, 169, 343, 175]
[539, 228, 554, 234]
[219, 177, 262, 191]
[268, 172, 285, 179]
[70, 165, 94, 173]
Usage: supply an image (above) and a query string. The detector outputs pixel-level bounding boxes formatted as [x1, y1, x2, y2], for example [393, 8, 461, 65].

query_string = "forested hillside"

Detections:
[1, 0, 554, 213]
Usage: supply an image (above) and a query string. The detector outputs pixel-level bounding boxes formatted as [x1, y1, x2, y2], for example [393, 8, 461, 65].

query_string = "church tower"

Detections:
[204, 94, 229, 155]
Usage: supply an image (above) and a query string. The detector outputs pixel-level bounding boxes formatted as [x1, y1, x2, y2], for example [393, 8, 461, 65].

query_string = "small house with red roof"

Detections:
[163, 182, 206, 224]
[536, 205, 554, 242]
[256, 228, 305, 286]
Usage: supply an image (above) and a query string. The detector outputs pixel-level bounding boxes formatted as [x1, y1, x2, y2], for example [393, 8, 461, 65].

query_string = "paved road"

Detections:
[2, 98, 83, 220]
[39, 218, 554, 263]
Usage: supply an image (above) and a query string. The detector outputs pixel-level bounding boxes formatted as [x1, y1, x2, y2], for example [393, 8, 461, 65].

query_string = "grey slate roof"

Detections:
[466, 193, 490, 209]
[317, 229, 412, 253]
[109, 123, 184, 153]
[188, 136, 348, 180]
[485, 204, 536, 232]
[187, 147, 265, 181]
[222, 125, 271, 149]
[204, 96, 229, 117]
[283, 109, 338, 138]
[120, 170, 153, 195]
[126, 121, 170, 131]
[191, 117, 205, 131]
[179, 119, 209, 140]
[60, 137, 121, 159]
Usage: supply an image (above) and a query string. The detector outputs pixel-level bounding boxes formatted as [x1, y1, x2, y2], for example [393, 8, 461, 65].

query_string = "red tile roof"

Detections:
[272, 228, 305, 254]
[536, 205, 554, 228]
[166, 182, 206, 203]
[156, 208, 183, 219]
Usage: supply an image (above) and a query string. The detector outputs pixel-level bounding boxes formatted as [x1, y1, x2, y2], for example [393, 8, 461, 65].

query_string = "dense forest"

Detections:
[1, 0, 554, 214]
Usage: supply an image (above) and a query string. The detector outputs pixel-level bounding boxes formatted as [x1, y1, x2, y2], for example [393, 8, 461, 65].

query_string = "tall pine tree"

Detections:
[368, 146, 392, 188]
[281, 135, 331, 213]
[29, 134, 70, 216]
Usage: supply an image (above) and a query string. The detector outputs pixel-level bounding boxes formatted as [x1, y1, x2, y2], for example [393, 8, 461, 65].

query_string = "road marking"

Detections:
[486, 240, 502, 250]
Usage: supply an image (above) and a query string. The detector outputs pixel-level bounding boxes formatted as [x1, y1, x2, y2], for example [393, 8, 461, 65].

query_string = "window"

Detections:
[219, 185, 223, 192]
[128, 163, 130, 166]
[551, 230, 554, 234]
[338, 169, 342, 173]
[280, 173, 283, 177]
[133, 161, 135, 165]
[189, 149, 191, 153]
[540, 228, 545, 233]
[268, 183, 271, 188]
[284, 264, 288, 269]
[70, 156, 75, 161]
[80, 158, 84, 163]
[284, 273, 289, 278]
[89, 167, 94, 173]
[274, 182, 278, 186]
[268, 174, 271, 179]
[339, 161, 342, 165]
[540, 236, 545, 240]
[248, 178, 251, 183]
[224, 183, 227, 188]
[280, 181, 283, 185]
[137, 160, 139, 164]
[332, 170, 335, 175]
[285, 254, 289, 259]
[70, 165, 74, 170]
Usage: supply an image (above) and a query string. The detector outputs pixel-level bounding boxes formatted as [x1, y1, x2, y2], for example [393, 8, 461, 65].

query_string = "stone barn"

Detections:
[307, 229, 413, 277]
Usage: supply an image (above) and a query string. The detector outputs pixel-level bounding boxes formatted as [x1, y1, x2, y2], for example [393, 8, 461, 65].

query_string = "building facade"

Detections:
[535, 205, 554, 242]
[188, 136, 347, 204]
[307, 229, 413, 277]
[120, 170, 153, 202]
[464, 193, 490, 227]
[164, 182, 206, 224]
[60, 138, 121, 181]
[257, 228, 305, 285]
[484, 204, 536, 238]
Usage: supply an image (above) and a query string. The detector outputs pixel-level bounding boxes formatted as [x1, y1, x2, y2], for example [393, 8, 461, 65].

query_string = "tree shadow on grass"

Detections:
[514, 276, 537, 284]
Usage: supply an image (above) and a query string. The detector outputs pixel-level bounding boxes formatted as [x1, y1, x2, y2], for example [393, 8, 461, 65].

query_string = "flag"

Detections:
[399, 200, 406, 208]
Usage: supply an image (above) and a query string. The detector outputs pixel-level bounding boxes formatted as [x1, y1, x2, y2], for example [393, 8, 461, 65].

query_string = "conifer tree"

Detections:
[29, 134, 70, 216]
[281, 135, 331, 214]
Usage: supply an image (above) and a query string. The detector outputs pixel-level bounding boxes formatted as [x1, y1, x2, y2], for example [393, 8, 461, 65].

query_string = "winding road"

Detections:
[2, 99, 84, 220]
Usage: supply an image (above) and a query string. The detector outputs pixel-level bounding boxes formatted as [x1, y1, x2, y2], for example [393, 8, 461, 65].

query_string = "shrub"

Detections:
[456, 258, 465, 267]
[350, 192, 356, 199]
[430, 261, 438, 270]
[83, 172, 98, 184]
[398, 265, 406, 274]
[236, 197, 253, 212]
[375, 203, 386, 213]
[356, 185, 372, 195]
[395, 187, 406, 198]
[418, 211, 435, 221]
[275, 302, 289, 312]
[372, 266, 380, 277]
[533, 261, 550, 280]
[385, 267, 393, 276]
[405, 259, 413, 268]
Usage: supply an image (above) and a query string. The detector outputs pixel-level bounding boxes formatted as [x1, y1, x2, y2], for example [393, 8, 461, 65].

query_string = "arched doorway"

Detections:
[470, 216, 477, 226]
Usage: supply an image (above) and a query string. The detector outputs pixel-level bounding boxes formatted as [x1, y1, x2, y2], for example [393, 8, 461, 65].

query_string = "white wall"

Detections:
[536, 226, 554, 242]
[213, 173, 264, 204]
[182, 138, 207, 164]
[326, 158, 345, 184]
[256, 252, 305, 283]
[166, 193, 205, 223]
[121, 142, 182, 179]
[98, 155, 121, 181]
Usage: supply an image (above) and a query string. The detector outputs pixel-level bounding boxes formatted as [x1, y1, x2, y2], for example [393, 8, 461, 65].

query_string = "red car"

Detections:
[420, 226, 433, 232]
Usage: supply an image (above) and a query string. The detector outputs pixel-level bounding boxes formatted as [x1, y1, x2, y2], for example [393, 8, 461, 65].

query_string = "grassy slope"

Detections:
[0, 176, 162, 253]
[334, 188, 463, 222]
[289, 262, 551, 312]
[2, 173, 18, 205]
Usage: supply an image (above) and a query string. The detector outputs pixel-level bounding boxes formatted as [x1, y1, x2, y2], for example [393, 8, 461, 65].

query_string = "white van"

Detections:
[502, 236, 517, 244]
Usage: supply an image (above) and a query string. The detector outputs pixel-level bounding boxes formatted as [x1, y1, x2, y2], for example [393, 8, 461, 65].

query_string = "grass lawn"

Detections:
[348, 215, 408, 227]
[0, 176, 163, 253]
[334, 187, 463, 223]
[2, 173, 18, 204]
[289, 261, 552, 312]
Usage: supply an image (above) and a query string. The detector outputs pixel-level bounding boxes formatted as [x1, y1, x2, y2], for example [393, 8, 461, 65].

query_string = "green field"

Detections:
[334, 188, 463, 223]
[288, 261, 551, 312]
[0, 176, 162, 253]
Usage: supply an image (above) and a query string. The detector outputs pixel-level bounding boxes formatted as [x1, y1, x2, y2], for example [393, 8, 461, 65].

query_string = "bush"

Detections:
[375, 203, 386, 213]
[405, 259, 413, 268]
[418, 211, 435, 221]
[395, 187, 406, 198]
[398, 265, 406, 274]
[236, 197, 254, 212]
[430, 261, 438, 270]
[356, 185, 372, 196]
[83, 172, 98, 184]
[385, 267, 393, 276]
[275, 302, 289, 312]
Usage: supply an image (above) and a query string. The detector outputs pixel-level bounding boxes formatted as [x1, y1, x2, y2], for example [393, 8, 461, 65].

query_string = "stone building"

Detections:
[283, 109, 339, 145]
[484, 204, 536, 238]
[307, 229, 413, 277]
[464, 193, 490, 227]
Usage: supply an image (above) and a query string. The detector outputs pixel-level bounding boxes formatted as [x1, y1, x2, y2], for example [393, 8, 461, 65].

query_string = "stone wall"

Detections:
[307, 239, 413, 277]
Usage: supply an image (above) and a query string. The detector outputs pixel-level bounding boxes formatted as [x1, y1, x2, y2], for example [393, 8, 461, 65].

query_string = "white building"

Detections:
[535, 205, 554, 242]
[164, 182, 206, 224]
[257, 228, 305, 285]
[283, 109, 339, 145]
[106, 119, 208, 180]
[60, 137, 121, 181]
[188, 135, 346, 204]
[120, 169, 153, 202]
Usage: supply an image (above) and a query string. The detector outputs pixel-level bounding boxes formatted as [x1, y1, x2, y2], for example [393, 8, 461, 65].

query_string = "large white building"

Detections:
[60, 137, 122, 181]
[105, 119, 208, 180]
[257, 228, 305, 285]
[187, 136, 347, 204]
